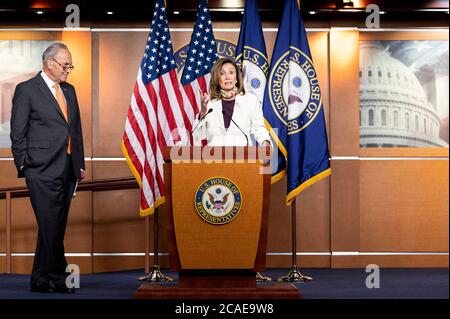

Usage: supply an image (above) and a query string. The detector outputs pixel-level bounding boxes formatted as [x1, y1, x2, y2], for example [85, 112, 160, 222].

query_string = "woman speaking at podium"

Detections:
[192, 58, 271, 147]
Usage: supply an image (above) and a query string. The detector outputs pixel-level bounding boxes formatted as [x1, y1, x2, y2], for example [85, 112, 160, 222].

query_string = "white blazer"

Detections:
[192, 93, 270, 146]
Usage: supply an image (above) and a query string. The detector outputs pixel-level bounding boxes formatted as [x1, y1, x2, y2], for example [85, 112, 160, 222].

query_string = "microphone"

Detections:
[222, 110, 249, 146]
[190, 108, 213, 136]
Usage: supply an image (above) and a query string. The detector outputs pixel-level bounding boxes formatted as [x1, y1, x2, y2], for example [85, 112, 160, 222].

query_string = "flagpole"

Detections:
[139, 207, 173, 282]
[278, 198, 313, 282]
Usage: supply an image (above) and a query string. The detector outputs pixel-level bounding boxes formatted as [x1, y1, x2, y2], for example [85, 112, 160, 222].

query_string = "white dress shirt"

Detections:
[40, 71, 67, 105]
[40, 70, 58, 98]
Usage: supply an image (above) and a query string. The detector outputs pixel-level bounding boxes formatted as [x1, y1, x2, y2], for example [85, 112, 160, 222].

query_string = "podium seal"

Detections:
[194, 177, 242, 225]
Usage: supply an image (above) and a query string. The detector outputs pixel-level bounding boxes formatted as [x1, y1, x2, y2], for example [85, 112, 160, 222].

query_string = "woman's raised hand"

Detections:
[200, 90, 209, 116]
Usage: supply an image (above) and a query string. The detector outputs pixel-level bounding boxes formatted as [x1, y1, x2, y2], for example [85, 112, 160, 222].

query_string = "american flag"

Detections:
[122, 0, 189, 216]
[181, 0, 218, 125]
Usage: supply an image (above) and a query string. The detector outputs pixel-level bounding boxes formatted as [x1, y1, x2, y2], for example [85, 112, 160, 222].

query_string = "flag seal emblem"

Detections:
[194, 177, 242, 225]
[268, 46, 323, 135]
[236, 46, 269, 100]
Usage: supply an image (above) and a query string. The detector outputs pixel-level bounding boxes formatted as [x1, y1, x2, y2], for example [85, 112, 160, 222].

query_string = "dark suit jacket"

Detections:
[10, 72, 85, 179]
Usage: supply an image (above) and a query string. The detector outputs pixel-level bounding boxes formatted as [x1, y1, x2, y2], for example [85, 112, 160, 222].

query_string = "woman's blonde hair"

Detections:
[209, 58, 245, 100]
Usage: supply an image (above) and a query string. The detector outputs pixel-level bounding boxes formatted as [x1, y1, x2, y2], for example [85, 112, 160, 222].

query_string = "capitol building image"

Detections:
[359, 41, 448, 148]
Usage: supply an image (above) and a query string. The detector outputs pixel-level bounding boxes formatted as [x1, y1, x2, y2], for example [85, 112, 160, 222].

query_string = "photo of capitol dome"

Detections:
[0, 40, 54, 148]
[360, 40, 449, 148]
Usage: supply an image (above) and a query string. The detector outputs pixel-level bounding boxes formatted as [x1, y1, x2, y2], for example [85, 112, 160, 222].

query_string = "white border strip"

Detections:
[332, 251, 359, 256]
[0, 28, 65, 31]
[63, 28, 91, 31]
[92, 253, 169, 256]
[8, 252, 448, 257]
[360, 157, 448, 161]
[0, 28, 447, 32]
[89, 158, 126, 161]
[267, 252, 448, 256]
[360, 28, 449, 32]
[267, 252, 331, 256]
[10, 253, 155, 257]
[11, 253, 92, 257]
[331, 156, 360, 160]
[11, 253, 146, 257]
[66, 253, 92, 257]
[332, 251, 449, 256]
[0, 28, 91, 31]
[93, 253, 144, 256]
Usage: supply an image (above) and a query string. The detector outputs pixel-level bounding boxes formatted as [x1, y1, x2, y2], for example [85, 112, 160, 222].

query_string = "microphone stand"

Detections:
[222, 111, 249, 147]
[191, 108, 213, 136]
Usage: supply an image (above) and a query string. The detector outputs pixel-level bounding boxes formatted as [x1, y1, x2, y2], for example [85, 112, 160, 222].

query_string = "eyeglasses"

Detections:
[51, 58, 75, 71]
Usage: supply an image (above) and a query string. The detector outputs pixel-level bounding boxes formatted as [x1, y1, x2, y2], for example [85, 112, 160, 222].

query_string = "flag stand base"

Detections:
[138, 265, 173, 282]
[277, 266, 313, 282]
[256, 271, 272, 282]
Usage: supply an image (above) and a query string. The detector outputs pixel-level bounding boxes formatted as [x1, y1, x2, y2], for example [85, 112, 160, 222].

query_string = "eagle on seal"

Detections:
[208, 192, 230, 210]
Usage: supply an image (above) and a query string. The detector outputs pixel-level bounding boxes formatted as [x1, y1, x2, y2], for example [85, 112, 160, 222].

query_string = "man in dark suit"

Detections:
[10, 42, 85, 293]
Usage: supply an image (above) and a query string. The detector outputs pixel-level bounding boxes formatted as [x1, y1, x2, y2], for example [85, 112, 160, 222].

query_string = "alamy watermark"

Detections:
[365, 264, 380, 288]
[167, 127, 278, 175]
[366, 4, 381, 29]
[65, 264, 80, 289]
[65, 4, 80, 28]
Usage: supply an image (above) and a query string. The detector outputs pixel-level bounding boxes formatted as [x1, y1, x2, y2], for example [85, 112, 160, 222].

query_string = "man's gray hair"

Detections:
[42, 42, 69, 62]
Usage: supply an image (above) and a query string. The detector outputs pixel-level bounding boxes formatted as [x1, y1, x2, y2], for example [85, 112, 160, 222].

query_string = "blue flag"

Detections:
[262, 0, 331, 205]
[234, 0, 269, 103]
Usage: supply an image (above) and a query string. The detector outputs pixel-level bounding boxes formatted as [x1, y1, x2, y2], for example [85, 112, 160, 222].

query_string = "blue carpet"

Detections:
[0, 268, 448, 299]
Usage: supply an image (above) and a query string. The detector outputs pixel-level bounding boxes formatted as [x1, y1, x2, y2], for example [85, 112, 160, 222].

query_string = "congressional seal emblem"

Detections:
[194, 177, 242, 225]
[268, 46, 322, 134]
[235, 46, 270, 102]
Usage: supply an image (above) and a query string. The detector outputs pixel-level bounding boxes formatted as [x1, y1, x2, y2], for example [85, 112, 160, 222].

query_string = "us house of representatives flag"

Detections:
[234, 0, 270, 103]
[262, 0, 331, 205]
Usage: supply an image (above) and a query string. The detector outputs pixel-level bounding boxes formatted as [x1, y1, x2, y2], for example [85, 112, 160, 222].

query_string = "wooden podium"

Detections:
[134, 146, 301, 299]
